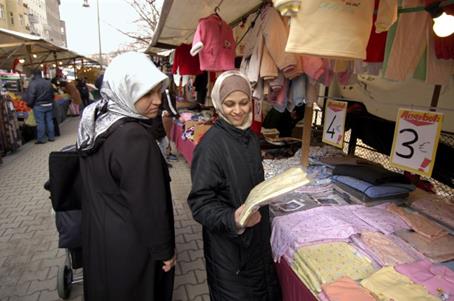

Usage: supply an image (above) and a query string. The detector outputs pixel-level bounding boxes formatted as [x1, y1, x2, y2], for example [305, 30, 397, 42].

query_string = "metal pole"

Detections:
[96, 0, 102, 66]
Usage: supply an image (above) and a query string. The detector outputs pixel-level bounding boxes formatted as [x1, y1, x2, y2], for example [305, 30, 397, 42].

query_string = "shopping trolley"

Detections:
[45, 144, 84, 299]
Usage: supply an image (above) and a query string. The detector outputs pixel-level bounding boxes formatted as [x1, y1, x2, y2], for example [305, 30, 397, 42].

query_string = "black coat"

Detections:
[188, 119, 281, 301]
[80, 120, 175, 301]
[25, 74, 54, 107]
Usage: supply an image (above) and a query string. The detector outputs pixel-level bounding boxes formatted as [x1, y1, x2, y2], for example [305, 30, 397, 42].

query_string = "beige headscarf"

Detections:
[211, 70, 253, 130]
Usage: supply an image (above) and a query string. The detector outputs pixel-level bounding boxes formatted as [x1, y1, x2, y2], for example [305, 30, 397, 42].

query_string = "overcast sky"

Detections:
[59, 0, 147, 56]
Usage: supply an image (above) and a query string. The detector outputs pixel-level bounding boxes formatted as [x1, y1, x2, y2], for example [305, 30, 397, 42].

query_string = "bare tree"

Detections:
[115, 0, 160, 50]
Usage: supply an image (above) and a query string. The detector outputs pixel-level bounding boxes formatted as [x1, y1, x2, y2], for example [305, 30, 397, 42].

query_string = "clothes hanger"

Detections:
[213, 0, 223, 18]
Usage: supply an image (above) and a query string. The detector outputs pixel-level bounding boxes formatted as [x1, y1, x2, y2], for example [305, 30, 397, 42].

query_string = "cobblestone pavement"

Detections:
[0, 117, 208, 300]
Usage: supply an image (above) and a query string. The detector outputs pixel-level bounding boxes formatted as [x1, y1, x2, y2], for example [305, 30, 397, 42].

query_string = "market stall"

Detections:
[151, 1, 454, 300]
[0, 28, 101, 157]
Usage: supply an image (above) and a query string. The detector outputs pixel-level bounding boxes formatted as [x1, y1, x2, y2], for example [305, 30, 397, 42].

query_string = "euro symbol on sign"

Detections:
[418, 142, 430, 153]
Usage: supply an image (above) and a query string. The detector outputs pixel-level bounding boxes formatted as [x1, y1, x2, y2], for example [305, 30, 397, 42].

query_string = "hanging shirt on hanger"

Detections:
[190, 14, 236, 71]
[172, 44, 202, 75]
[283, 0, 397, 60]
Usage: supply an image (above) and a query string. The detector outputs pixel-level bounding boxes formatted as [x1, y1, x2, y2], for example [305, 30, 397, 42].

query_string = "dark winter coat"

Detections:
[79, 119, 175, 301]
[25, 73, 54, 108]
[187, 119, 281, 301]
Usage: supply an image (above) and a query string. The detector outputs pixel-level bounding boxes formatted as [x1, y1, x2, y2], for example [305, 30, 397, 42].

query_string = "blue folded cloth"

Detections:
[333, 175, 415, 200]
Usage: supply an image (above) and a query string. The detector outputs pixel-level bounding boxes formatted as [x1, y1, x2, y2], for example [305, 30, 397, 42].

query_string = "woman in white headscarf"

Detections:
[187, 70, 281, 300]
[77, 52, 176, 301]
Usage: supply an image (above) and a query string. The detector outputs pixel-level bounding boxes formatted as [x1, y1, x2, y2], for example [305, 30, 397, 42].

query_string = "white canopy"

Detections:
[150, 0, 262, 48]
[0, 28, 100, 71]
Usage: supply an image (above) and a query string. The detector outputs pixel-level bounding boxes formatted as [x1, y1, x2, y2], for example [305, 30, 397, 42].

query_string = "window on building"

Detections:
[10, 12, 14, 25]
[19, 14, 24, 25]
[0, 4, 4, 20]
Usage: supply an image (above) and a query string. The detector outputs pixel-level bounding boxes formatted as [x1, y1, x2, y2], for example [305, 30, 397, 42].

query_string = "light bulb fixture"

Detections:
[59, 61, 63, 65]
[82, 0, 90, 8]
[425, 1, 454, 37]
[32, 54, 37, 58]
[18, 58, 25, 64]
[433, 12, 454, 37]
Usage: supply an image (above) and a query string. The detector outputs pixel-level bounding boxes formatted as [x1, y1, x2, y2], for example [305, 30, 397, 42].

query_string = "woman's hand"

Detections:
[162, 254, 176, 272]
[234, 204, 261, 233]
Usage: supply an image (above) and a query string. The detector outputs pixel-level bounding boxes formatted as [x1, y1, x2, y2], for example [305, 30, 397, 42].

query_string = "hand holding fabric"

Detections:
[235, 204, 261, 234]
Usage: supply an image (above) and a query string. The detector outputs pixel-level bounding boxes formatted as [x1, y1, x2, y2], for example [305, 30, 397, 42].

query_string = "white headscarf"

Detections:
[77, 52, 168, 152]
[211, 70, 253, 130]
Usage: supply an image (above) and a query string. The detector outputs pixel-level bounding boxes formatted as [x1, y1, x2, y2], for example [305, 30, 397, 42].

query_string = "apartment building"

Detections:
[0, 0, 66, 47]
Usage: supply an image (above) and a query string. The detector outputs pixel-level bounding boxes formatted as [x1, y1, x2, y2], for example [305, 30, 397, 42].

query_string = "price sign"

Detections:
[322, 99, 347, 149]
[390, 109, 443, 177]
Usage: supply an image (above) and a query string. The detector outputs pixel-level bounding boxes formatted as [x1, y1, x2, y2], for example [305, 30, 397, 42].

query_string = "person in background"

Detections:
[187, 70, 281, 300]
[77, 52, 176, 301]
[76, 77, 90, 107]
[60, 80, 82, 116]
[161, 73, 180, 161]
[25, 69, 55, 144]
[193, 71, 208, 106]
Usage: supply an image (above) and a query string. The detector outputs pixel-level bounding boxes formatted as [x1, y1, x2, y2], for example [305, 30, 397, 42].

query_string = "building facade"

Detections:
[0, 0, 66, 48]
[44, 0, 65, 47]
[2, 0, 29, 33]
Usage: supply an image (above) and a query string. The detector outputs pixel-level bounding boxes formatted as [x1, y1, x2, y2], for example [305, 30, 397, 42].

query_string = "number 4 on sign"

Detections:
[322, 99, 347, 149]
[390, 109, 443, 177]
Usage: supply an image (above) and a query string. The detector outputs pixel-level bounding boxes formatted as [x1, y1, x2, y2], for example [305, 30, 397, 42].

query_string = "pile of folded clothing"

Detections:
[331, 164, 415, 206]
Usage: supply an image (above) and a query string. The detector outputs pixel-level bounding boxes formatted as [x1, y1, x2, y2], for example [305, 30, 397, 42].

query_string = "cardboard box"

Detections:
[184, 120, 198, 130]
[193, 124, 212, 144]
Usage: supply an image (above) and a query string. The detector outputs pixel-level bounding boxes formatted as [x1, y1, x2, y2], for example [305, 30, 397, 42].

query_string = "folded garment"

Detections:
[361, 266, 440, 301]
[356, 231, 421, 266]
[292, 242, 376, 293]
[321, 276, 376, 301]
[396, 230, 454, 263]
[271, 205, 376, 260]
[333, 175, 414, 201]
[353, 206, 410, 235]
[395, 260, 454, 301]
[411, 197, 454, 229]
[388, 203, 448, 240]
[333, 164, 410, 185]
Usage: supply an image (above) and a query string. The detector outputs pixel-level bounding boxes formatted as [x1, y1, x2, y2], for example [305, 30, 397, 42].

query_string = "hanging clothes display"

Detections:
[280, 0, 397, 60]
[190, 14, 236, 71]
[0, 95, 22, 155]
[240, 5, 297, 85]
[171, 43, 202, 75]
[385, 0, 430, 81]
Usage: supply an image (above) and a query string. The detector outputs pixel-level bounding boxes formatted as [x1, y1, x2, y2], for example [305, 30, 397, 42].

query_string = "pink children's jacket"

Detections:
[190, 14, 236, 72]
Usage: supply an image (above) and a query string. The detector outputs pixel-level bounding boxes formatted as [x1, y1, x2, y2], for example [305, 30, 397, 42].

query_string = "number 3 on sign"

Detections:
[390, 109, 443, 177]
[322, 99, 347, 149]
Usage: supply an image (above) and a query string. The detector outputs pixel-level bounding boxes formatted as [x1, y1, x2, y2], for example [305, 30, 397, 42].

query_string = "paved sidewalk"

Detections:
[0, 117, 208, 300]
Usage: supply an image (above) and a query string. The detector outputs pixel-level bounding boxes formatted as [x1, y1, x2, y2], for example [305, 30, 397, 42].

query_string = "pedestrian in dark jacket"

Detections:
[76, 77, 90, 107]
[25, 69, 55, 144]
[187, 70, 282, 301]
[77, 52, 176, 301]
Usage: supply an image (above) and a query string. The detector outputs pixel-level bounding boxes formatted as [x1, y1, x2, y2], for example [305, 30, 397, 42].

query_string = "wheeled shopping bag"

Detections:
[46, 145, 84, 299]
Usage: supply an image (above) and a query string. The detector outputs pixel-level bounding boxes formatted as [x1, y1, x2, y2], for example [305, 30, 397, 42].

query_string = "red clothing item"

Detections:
[172, 44, 202, 75]
[365, 1, 387, 62]
[365, 23, 387, 62]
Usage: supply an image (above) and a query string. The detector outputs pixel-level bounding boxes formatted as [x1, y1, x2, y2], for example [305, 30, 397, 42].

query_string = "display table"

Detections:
[170, 121, 196, 165]
[275, 258, 318, 301]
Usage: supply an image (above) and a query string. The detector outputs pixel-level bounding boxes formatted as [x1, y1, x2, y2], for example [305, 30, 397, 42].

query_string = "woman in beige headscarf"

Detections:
[187, 70, 281, 300]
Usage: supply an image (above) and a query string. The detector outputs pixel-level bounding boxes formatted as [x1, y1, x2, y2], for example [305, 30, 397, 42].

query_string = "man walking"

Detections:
[26, 69, 55, 144]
